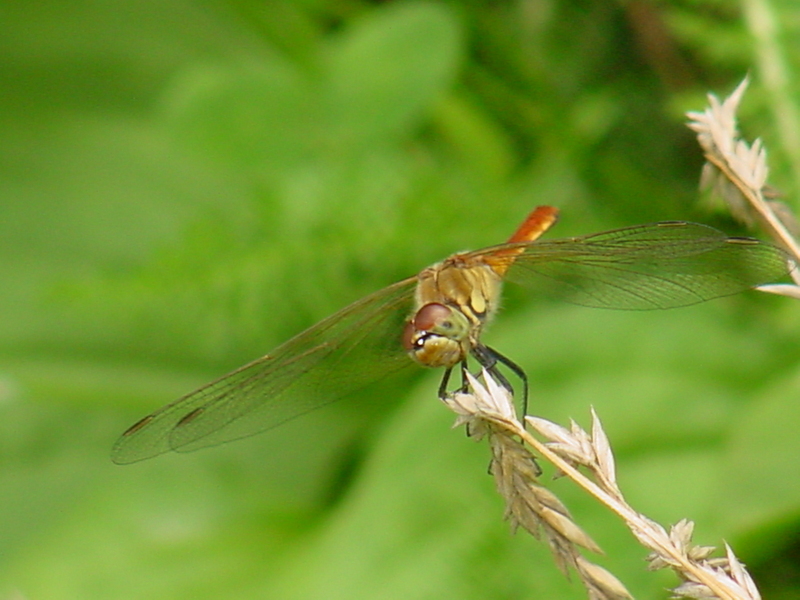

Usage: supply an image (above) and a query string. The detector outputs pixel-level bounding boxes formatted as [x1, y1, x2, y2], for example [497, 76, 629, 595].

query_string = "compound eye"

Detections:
[413, 303, 454, 331]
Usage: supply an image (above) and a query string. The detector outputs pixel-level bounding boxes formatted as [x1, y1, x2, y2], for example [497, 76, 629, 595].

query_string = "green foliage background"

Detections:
[2, 1, 800, 598]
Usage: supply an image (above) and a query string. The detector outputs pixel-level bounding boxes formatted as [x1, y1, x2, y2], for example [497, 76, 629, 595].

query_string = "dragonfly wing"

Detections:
[111, 277, 417, 464]
[490, 221, 790, 309]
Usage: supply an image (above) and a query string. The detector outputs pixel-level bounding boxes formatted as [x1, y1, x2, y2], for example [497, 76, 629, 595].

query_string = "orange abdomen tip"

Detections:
[487, 206, 560, 276]
[506, 205, 560, 244]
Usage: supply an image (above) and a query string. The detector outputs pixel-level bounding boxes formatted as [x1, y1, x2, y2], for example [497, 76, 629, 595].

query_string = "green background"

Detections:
[2, 0, 800, 598]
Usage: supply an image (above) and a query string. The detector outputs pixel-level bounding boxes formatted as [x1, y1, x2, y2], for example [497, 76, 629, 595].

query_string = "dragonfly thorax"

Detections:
[402, 256, 505, 369]
[414, 255, 504, 326]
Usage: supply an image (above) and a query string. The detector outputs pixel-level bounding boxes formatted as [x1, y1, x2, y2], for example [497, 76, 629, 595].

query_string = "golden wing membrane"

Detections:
[111, 277, 417, 464]
[482, 221, 790, 309]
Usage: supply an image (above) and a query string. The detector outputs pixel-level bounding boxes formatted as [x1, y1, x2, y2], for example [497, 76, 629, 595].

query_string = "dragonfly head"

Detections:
[402, 302, 471, 368]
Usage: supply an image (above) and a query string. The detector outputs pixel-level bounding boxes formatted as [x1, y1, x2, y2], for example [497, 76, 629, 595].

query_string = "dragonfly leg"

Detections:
[437, 366, 454, 400]
[459, 360, 470, 393]
[486, 346, 529, 418]
[436, 363, 475, 400]
[472, 345, 529, 419]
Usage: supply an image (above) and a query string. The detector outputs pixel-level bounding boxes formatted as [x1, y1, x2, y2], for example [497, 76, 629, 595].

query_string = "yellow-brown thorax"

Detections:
[402, 254, 504, 368]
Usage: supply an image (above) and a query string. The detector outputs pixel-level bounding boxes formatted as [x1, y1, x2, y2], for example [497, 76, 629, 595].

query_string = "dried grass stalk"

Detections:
[443, 370, 761, 600]
[686, 77, 800, 298]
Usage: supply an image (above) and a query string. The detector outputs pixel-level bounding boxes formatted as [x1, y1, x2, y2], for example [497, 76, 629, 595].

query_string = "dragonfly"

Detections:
[112, 206, 790, 464]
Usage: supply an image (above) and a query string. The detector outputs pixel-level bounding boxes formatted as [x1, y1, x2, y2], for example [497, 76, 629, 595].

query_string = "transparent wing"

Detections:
[479, 221, 791, 309]
[111, 277, 417, 464]
[113, 221, 791, 463]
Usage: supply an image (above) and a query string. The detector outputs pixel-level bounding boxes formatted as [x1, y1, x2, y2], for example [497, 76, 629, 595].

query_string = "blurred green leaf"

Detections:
[2, 0, 800, 599]
[719, 368, 800, 534]
[325, 2, 462, 148]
